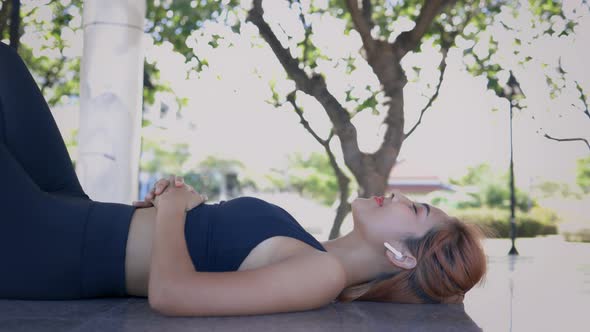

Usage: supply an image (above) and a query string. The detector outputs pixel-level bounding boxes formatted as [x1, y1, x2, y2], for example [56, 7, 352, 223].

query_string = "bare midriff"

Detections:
[124, 206, 157, 297]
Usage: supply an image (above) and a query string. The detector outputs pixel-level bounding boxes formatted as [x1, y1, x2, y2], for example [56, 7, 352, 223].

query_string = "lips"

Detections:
[374, 196, 384, 207]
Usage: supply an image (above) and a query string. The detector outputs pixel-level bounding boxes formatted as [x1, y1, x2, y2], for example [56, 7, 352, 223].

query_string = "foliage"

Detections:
[196, 155, 245, 173]
[460, 0, 576, 103]
[140, 141, 248, 200]
[64, 128, 78, 165]
[533, 180, 583, 199]
[264, 152, 340, 206]
[562, 228, 590, 243]
[5, 0, 580, 145]
[287, 152, 340, 206]
[0, 0, 84, 106]
[146, 0, 242, 64]
[192, 155, 247, 199]
[183, 171, 222, 200]
[577, 156, 590, 194]
[453, 207, 559, 238]
[1, 0, 240, 108]
[5, 1, 578, 115]
[449, 164, 491, 187]
[143, 0, 242, 105]
[446, 163, 535, 212]
[140, 138, 190, 174]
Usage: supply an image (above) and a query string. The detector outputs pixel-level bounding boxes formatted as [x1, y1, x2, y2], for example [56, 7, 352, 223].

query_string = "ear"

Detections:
[385, 248, 417, 270]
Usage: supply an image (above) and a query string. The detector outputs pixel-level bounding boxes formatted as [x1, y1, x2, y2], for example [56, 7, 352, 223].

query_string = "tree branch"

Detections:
[247, 1, 310, 92]
[393, 0, 454, 58]
[294, 0, 313, 64]
[287, 91, 329, 147]
[287, 90, 352, 239]
[574, 81, 590, 120]
[345, 0, 377, 54]
[40, 53, 67, 96]
[20, 3, 38, 19]
[143, 68, 154, 90]
[362, 0, 374, 31]
[544, 134, 590, 152]
[404, 46, 449, 139]
[327, 128, 335, 141]
[544, 59, 589, 151]
[247, 0, 363, 171]
[403, 12, 473, 140]
[9, 0, 20, 50]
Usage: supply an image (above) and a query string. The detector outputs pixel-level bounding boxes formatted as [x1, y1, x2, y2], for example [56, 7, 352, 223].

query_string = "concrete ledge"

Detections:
[1, 237, 588, 331]
[0, 298, 480, 332]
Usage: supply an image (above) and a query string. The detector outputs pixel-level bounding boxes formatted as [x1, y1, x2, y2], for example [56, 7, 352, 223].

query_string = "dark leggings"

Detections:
[0, 42, 136, 300]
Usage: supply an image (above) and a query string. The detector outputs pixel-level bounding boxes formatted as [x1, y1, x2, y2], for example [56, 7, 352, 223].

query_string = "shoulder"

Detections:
[267, 237, 346, 288]
[251, 250, 346, 312]
[280, 250, 347, 295]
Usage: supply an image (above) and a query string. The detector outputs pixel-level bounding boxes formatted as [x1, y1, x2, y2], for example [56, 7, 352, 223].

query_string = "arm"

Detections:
[148, 204, 195, 294]
[150, 249, 346, 317]
[147, 178, 346, 316]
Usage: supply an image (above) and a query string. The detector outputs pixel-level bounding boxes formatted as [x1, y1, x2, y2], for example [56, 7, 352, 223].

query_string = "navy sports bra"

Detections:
[183, 196, 327, 271]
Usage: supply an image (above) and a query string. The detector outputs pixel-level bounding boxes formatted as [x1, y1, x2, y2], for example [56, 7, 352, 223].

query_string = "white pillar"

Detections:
[77, 0, 146, 204]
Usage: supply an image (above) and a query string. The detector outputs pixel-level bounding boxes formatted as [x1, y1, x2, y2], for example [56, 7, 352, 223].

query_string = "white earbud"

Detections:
[384, 242, 404, 259]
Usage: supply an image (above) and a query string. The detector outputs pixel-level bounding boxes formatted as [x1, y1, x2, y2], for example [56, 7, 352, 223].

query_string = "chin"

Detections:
[350, 200, 360, 218]
[351, 196, 370, 205]
[350, 197, 361, 209]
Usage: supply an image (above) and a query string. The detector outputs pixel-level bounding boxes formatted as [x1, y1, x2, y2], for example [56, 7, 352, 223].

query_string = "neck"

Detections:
[321, 230, 397, 288]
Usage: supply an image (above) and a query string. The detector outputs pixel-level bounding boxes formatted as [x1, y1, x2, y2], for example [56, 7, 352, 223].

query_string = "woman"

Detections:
[0, 42, 487, 316]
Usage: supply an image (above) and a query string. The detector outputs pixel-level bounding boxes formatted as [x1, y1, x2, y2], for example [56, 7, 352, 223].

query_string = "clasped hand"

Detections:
[132, 175, 208, 212]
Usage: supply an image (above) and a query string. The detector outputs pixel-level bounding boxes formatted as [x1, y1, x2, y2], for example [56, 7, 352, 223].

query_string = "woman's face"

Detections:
[351, 191, 447, 244]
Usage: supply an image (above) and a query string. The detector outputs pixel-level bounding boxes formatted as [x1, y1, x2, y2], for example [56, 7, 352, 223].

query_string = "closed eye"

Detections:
[412, 203, 418, 215]
[422, 203, 430, 216]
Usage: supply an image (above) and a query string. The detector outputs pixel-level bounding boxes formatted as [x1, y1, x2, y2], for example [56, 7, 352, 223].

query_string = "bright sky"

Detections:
[23, 0, 590, 192]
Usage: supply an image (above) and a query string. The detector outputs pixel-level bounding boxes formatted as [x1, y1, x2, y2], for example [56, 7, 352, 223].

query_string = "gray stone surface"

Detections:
[0, 237, 587, 331]
[0, 299, 479, 332]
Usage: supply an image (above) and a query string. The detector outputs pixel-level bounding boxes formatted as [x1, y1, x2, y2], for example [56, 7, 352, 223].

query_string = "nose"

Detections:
[390, 190, 413, 204]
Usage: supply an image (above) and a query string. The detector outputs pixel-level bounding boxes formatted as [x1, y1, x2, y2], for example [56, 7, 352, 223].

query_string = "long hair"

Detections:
[337, 217, 489, 304]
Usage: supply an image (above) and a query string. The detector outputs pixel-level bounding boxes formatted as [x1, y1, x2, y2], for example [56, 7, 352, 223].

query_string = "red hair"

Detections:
[337, 217, 488, 304]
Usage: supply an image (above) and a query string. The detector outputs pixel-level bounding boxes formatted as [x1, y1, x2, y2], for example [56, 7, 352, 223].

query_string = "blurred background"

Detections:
[0, 0, 588, 244]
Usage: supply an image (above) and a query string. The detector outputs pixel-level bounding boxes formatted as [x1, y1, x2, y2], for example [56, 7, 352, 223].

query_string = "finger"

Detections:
[175, 175, 184, 187]
[155, 179, 170, 195]
[141, 201, 153, 207]
[132, 201, 152, 207]
[145, 189, 155, 201]
[152, 180, 161, 194]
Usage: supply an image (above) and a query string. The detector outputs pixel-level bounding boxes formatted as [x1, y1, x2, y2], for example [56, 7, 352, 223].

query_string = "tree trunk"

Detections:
[249, 0, 451, 237]
[328, 198, 351, 240]
[328, 157, 352, 239]
[0, 1, 11, 38]
[358, 169, 391, 198]
[9, 0, 20, 50]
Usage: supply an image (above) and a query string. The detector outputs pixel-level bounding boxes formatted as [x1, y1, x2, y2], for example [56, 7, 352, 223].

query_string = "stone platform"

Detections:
[1, 237, 587, 331]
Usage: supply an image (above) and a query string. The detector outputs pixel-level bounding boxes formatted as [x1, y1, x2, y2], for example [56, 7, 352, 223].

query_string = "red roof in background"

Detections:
[387, 159, 452, 195]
